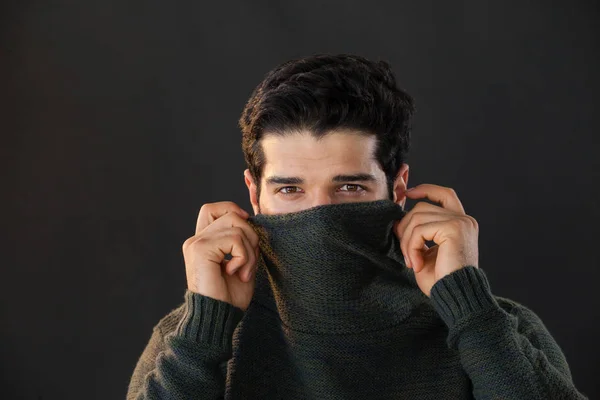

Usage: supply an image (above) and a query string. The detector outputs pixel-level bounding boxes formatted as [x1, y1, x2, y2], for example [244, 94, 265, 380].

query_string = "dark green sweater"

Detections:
[127, 200, 588, 399]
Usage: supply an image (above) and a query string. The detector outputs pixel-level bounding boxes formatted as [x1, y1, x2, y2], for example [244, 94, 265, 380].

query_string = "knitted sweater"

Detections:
[127, 200, 588, 399]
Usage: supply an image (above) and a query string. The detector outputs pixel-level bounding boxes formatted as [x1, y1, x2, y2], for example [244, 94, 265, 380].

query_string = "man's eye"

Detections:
[276, 185, 366, 195]
[278, 186, 301, 195]
[340, 184, 366, 192]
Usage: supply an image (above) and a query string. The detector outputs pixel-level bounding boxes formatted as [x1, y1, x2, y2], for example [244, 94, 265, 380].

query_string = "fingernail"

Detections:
[406, 187, 415, 192]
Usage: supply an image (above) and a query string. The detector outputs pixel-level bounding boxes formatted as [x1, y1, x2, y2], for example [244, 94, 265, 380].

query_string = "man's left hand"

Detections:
[393, 184, 479, 297]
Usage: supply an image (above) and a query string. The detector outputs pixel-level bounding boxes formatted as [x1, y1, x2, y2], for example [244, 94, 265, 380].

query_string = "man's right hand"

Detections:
[182, 202, 260, 311]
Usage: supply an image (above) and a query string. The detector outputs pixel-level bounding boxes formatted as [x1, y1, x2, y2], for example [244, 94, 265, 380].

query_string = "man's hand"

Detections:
[182, 201, 260, 311]
[393, 184, 479, 297]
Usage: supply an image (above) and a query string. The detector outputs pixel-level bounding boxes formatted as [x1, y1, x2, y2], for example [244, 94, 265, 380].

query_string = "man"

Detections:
[127, 54, 588, 399]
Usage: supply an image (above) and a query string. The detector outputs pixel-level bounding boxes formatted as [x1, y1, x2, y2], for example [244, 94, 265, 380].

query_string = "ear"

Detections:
[392, 163, 410, 208]
[244, 169, 260, 215]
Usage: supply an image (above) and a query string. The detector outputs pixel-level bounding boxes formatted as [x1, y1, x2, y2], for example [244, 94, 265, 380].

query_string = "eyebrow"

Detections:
[265, 173, 378, 185]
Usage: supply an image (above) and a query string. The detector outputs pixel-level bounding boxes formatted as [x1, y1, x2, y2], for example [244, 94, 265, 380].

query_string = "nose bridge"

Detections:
[311, 187, 335, 207]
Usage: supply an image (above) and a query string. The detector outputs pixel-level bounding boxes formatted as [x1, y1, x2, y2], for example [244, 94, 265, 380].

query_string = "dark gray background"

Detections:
[2, 1, 598, 399]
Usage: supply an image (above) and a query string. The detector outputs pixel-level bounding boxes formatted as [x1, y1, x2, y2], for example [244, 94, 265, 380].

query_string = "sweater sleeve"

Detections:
[429, 266, 589, 400]
[127, 290, 245, 400]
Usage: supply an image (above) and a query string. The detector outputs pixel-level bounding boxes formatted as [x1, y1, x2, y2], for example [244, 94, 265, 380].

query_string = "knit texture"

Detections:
[127, 199, 588, 399]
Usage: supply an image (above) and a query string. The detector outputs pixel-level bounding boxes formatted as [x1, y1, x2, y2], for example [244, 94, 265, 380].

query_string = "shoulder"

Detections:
[154, 302, 187, 337]
[493, 295, 551, 335]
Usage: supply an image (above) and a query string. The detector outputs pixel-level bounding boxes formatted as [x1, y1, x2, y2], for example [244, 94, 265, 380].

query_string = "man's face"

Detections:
[244, 130, 409, 215]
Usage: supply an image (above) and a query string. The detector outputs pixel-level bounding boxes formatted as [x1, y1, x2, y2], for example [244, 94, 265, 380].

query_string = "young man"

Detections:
[127, 54, 587, 399]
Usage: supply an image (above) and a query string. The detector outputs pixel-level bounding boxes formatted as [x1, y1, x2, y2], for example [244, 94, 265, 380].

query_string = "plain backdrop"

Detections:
[1, 1, 598, 399]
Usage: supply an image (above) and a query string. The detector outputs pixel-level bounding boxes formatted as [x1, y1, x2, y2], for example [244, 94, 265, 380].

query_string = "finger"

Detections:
[404, 243, 429, 270]
[395, 201, 454, 237]
[398, 212, 454, 264]
[196, 201, 250, 235]
[217, 228, 254, 277]
[234, 230, 257, 282]
[203, 211, 259, 249]
[405, 184, 465, 215]
[234, 244, 261, 283]
[406, 221, 445, 273]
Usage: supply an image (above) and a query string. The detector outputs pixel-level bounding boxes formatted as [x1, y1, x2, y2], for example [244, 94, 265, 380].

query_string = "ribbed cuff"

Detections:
[430, 266, 500, 331]
[175, 290, 245, 350]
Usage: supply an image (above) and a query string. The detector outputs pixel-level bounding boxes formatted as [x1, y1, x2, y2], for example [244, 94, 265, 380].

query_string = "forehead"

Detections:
[260, 130, 377, 169]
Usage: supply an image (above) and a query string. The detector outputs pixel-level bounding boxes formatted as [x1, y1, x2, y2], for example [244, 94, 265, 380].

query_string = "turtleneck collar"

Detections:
[247, 199, 428, 334]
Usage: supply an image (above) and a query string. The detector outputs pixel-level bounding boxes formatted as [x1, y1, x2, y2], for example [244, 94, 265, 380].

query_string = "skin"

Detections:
[244, 130, 409, 214]
[243, 129, 479, 298]
[395, 185, 479, 297]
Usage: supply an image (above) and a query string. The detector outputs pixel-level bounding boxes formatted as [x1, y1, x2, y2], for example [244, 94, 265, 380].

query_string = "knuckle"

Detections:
[249, 232, 259, 247]
[248, 248, 256, 266]
[400, 236, 408, 251]
[232, 226, 245, 237]
[408, 225, 418, 239]
[468, 216, 479, 230]
[182, 237, 207, 258]
[220, 201, 240, 211]
[223, 210, 240, 224]
[199, 203, 210, 215]
[412, 212, 423, 223]
[230, 212, 244, 223]
[183, 235, 201, 250]
[451, 219, 463, 230]
[190, 236, 209, 249]
[230, 231, 244, 243]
